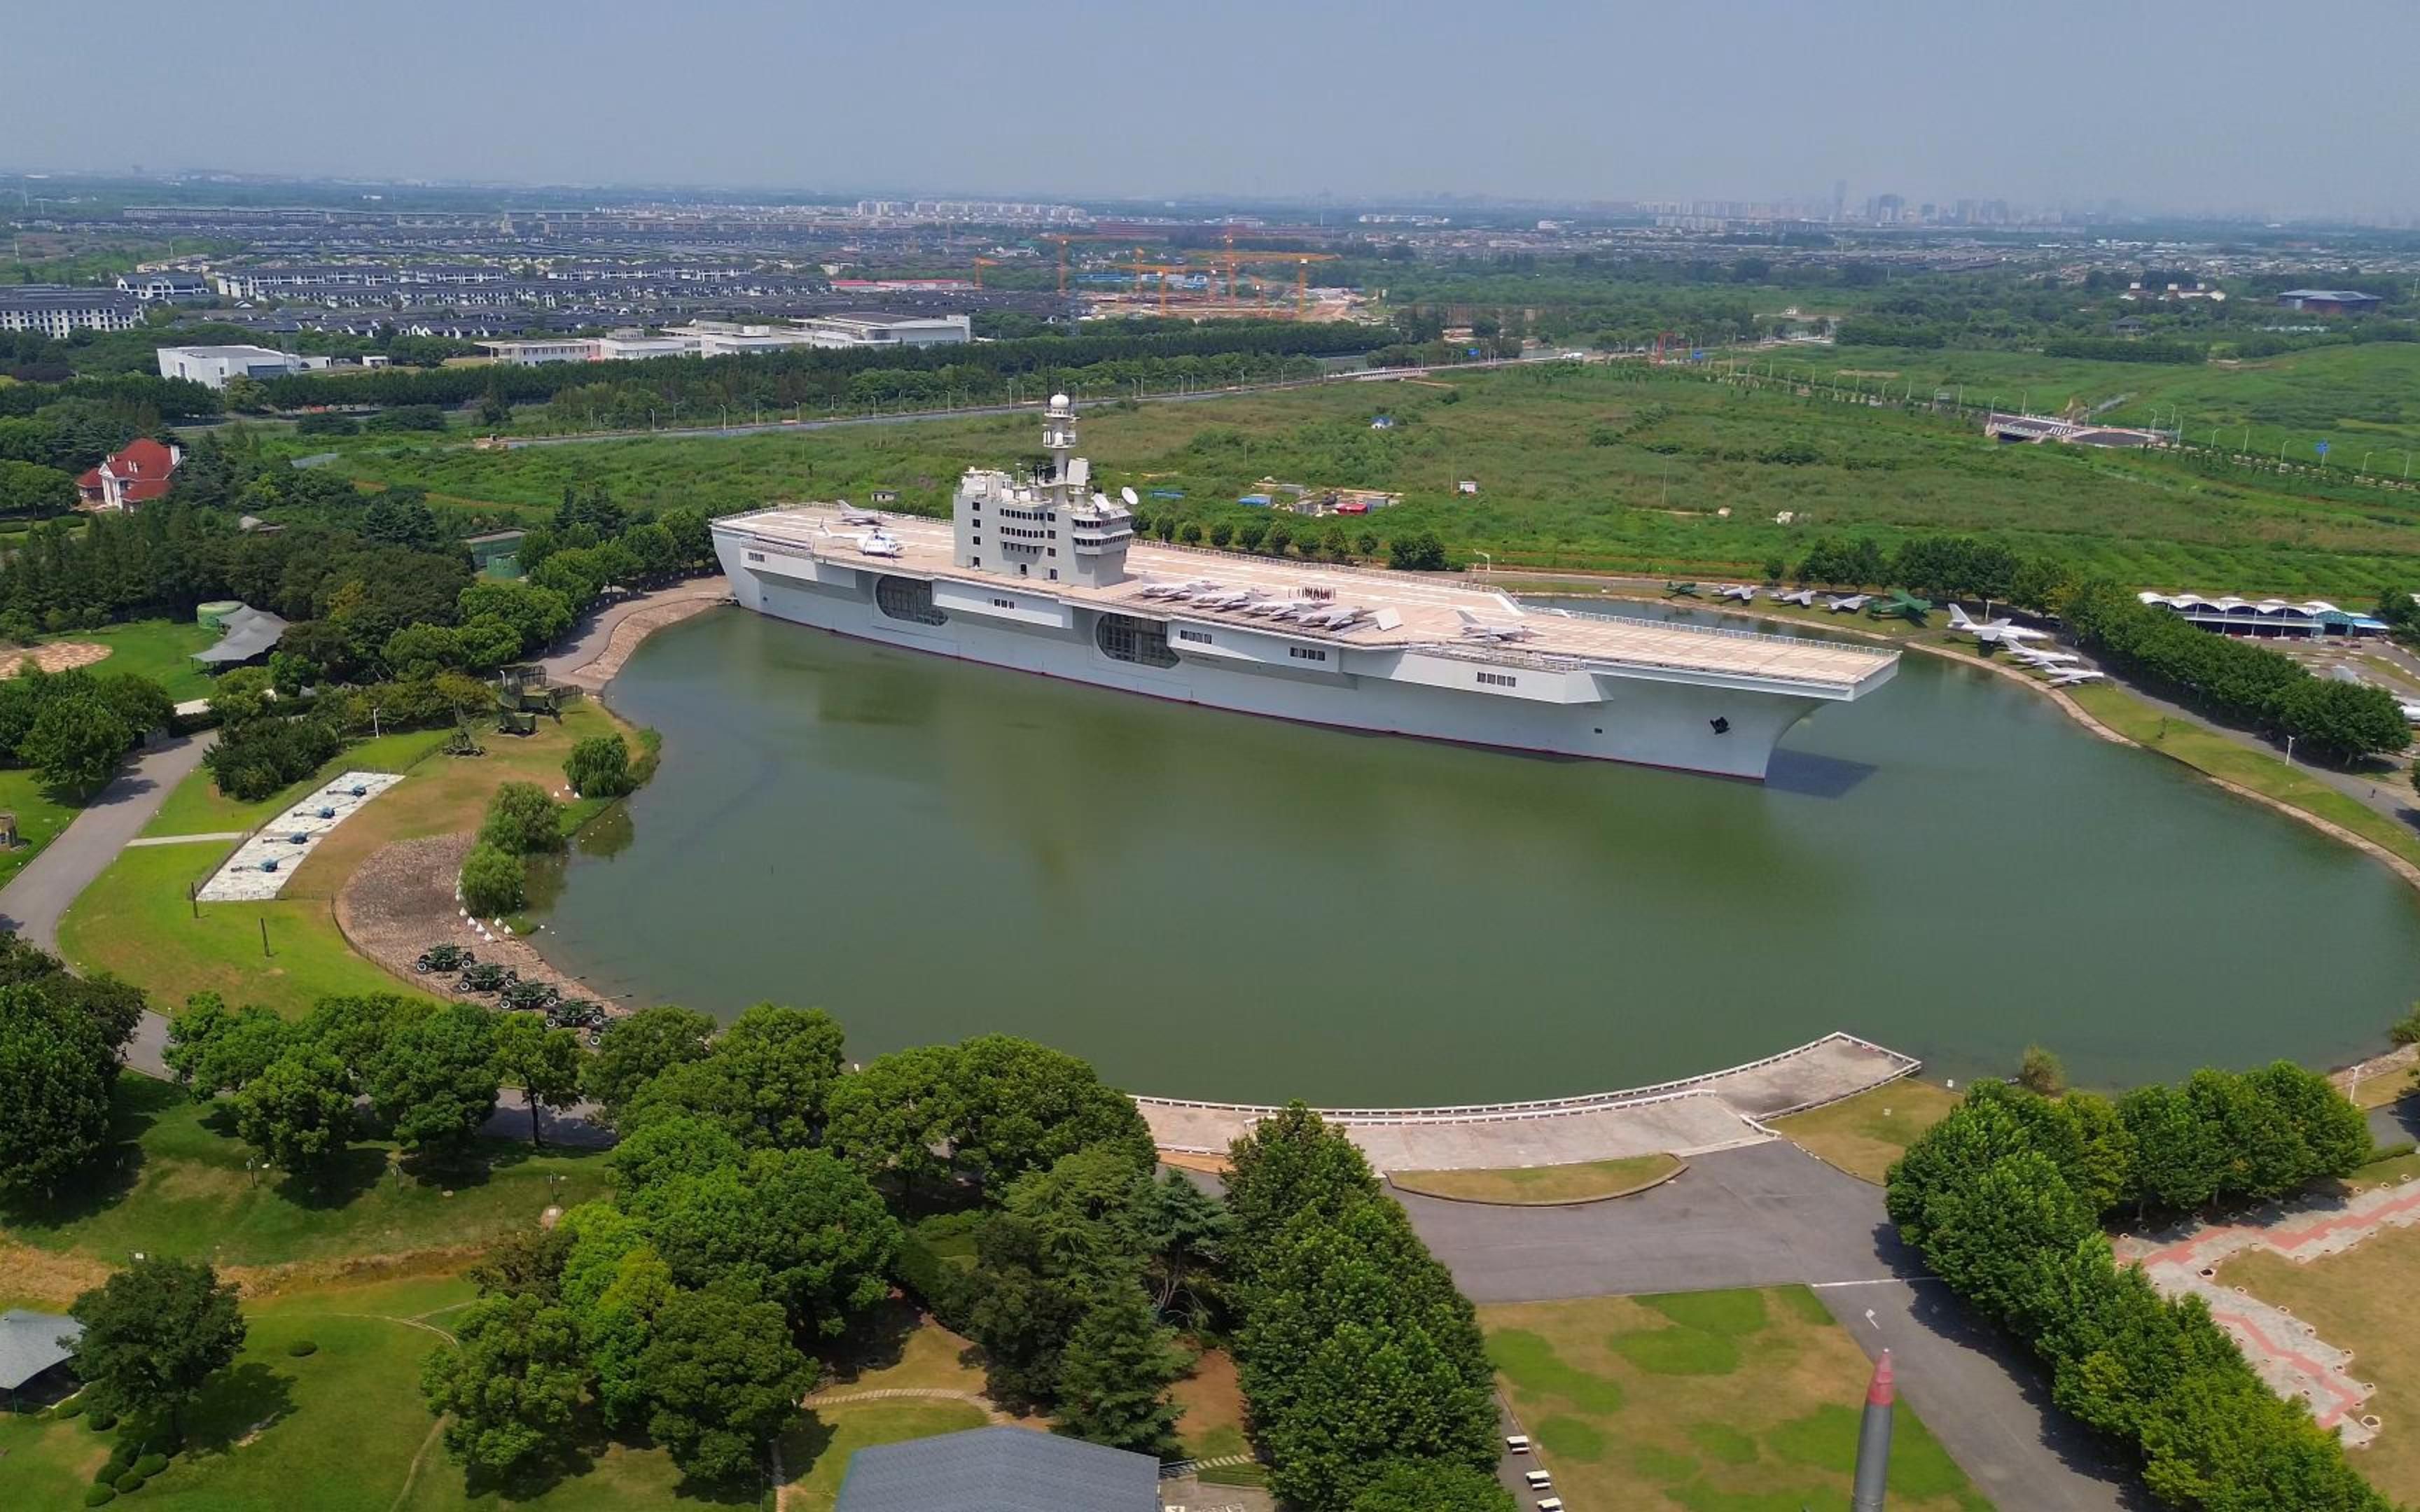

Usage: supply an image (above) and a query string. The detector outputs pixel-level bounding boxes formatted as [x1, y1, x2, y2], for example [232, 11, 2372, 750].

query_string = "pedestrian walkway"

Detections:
[2118, 1176, 2420, 1445]
[195, 771, 403, 901]
[125, 830, 246, 847]
[1136, 1032, 1916, 1172]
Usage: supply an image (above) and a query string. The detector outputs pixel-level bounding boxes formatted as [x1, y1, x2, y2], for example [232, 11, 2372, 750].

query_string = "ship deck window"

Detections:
[874, 575, 947, 626]
[1177, 629, 1211, 643]
[1097, 613, 1179, 668]
[1477, 671, 1517, 687]
[746, 550, 765, 561]
[991, 597, 1016, 609]
[1289, 646, 1329, 662]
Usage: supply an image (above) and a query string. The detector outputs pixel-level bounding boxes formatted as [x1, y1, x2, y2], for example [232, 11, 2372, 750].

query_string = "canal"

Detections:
[529, 603, 2420, 1104]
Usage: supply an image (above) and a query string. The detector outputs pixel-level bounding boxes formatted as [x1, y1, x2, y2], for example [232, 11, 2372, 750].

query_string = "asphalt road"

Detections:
[1401, 1140, 2141, 1510]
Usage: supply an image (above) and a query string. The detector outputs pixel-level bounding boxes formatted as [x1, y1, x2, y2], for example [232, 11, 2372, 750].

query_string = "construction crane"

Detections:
[1223, 251, 1341, 317]
[971, 257, 999, 290]
[1039, 233, 1155, 296]
[1104, 258, 1215, 316]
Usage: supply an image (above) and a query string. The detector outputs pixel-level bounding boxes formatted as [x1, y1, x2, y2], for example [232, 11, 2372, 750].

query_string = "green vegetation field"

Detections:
[1772, 1081, 1963, 1184]
[1390, 1153, 1681, 1203]
[0, 764, 80, 888]
[314, 349, 2420, 596]
[1483, 1287, 1989, 1511]
[48, 618, 219, 704]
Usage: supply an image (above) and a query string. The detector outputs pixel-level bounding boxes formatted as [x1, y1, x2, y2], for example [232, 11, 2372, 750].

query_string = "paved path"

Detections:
[1139, 1032, 1914, 1172]
[1401, 1140, 2138, 1509]
[0, 736, 210, 955]
[125, 830, 246, 847]
[539, 578, 729, 691]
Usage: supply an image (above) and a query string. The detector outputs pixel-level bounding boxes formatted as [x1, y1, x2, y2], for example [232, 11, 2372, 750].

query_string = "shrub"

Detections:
[201, 715, 343, 803]
[90, 1410, 118, 1431]
[96, 1453, 129, 1483]
[132, 1453, 169, 1477]
[2017, 1045, 2066, 1097]
[1386, 531, 1449, 573]
[562, 734, 635, 799]
[2390, 1002, 2420, 1046]
[55, 1396, 85, 1419]
[284, 1339, 317, 1358]
[83, 1488, 116, 1507]
[479, 781, 564, 855]
[459, 841, 526, 916]
[113, 1471, 145, 1492]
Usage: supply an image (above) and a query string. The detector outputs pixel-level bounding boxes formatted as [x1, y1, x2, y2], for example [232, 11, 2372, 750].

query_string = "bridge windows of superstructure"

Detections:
[1097, 613, 1179, 668]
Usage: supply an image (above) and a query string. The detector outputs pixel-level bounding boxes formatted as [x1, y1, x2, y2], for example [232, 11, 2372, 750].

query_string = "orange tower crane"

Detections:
[1040, 233, 1155, 296]
[971, 257, 999, 290]
[1223, 251, 1342, 316]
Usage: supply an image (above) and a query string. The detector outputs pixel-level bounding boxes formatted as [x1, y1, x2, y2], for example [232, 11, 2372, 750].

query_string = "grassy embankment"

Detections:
[1390, 1154, 1681, 1204]
[314, 348, 2420, 596]
[1769, 1081, 1963, 1184]
[60, 703, 628, 1019]
[41, 617, 221, 703]
[1484, 1287, 1989, 1511]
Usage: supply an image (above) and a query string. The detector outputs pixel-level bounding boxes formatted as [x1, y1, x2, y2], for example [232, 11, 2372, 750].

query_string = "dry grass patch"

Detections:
[818, 1305, 991, 1396]
[1771, 1079, 1961, 1184]
[0, 640, 109, 677]
[1172, 1346, 1252, 1462]
[2220, 1223, 2420, 1504]
[1483, 1288, 1986, 1511]
[1390, 1153, 1681, 1205]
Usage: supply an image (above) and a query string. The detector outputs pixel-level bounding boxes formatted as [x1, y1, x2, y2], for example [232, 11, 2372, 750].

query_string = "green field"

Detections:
[317, 352, 2420, 596]
[0, 1076, 607, 1273]
[47, 619, 222, 704]
[1484, 1287, 1988, 1511]
[0, 764, 81, 888]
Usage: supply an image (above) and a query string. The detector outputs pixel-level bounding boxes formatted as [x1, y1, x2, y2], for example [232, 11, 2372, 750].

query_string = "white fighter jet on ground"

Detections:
[1773, 587, 1819, 607]
[2008, 646, 2083, 668]
[1947, 604, 2054, 646]
[1716, 583, 1760, 603]
[2044, 668, 2107, 687]
[1824, 594, 1872, 613]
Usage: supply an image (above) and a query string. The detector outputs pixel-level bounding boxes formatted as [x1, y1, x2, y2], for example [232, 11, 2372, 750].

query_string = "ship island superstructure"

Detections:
[713, 395, 1898, 778]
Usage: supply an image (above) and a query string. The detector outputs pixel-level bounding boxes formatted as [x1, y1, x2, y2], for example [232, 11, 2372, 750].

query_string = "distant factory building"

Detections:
[0, 286, 142, 337]
[477, 337, 599, 366]
[2274, 289, 2381, 314]
[801, 312, 972, 348]
[2139, 591, 2386, 639]
[154, 344, 321, 388]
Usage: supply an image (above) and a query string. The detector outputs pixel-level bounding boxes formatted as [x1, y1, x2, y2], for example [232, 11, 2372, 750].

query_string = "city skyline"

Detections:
[8, 0, 2420, 220]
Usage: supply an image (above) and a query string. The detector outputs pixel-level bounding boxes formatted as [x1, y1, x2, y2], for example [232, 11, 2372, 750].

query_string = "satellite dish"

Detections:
[1120, 486, 1139, 507]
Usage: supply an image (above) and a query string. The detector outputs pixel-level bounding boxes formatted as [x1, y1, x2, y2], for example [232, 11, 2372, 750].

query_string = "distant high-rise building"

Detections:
[1833, 179, 1847, 221]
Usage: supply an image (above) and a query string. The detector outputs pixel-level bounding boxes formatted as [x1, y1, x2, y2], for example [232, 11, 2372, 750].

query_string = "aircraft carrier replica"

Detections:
[714, 395, 1898, 779]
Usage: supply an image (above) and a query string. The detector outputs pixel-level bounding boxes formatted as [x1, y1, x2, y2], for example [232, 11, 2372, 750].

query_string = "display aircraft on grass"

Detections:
[1663, 581, 1703, 598]
[1716, 583, 1760, 602]
[2008, 646, 2083, 667]
[1823, 593, 1872, 613]
[1947, 604, 2053, 646]
[1867, 589, 1933, 624]
[1773, 587, 1820, 607]
[2044, 668, 2107, 687]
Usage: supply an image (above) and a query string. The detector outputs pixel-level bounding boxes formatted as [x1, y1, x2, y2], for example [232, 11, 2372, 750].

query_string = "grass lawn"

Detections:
[2349, 1149, 2420, 1192]
[816, 1303, 989, 1395]
[2221, 1223, 2420, 1506]
[0, 762, 80, 888]
[1483, 1287, 1989, 1511]
[0, 1274, 745, 1512]
[2066, 682, 2420, 874]
[1770, 1080, 1962, 1184]
[64, 706, 627, 1019]
[0, 1075, 610, 1280]
[1391, 1153, 1681, 1205]
[46, 618, 218, 703]
[777, 1399, 995, 1510]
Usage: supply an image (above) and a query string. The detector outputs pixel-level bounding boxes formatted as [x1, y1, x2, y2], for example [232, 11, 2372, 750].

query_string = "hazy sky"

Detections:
[11, 1, 2419, 216]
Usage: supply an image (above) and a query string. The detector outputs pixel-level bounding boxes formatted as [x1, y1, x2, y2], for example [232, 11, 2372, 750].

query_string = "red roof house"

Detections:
[76, 438, 181, 513]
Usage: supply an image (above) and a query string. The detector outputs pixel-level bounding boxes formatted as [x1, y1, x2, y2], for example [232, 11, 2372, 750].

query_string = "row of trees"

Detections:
[461, 779, 571, 916]
[0, 664, 174, 795]
[1223, 1106, 1509, 1512]
[1886, 1074, 2383, 1509]
[2061, 580, 2410, 762]
[0, 935, 146, 1198]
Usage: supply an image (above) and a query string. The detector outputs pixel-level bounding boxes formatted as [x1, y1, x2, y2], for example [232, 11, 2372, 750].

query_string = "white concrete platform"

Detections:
[196, 771, 404, 902]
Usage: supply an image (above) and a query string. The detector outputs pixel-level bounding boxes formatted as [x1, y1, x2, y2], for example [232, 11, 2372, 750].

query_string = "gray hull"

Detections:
[718, 542, 1843, 780]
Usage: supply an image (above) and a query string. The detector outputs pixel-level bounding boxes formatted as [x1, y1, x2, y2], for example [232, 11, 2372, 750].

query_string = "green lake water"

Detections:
[529, 603, 2420, 1104]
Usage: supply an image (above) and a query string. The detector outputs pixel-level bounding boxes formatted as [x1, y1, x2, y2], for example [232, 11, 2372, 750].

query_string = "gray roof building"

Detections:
[0, 1309, 83, 1392]
[833, 1426, 1159, 1512]
[194, 605, 291, 666]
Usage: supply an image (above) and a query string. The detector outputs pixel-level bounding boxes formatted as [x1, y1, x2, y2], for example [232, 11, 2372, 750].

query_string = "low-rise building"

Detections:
[0, 286, 142, 337]
[2274, 288, 2381, 314]
[154, 344, 318, 389]
[833, 1426, 1156, 1512]
[476, 337, 599, 365]
[2139, 591, 2386, 639]
[116, 271, 211, 302]
[593, 330, 701, 360]
[802, 312, 972, 347]
[155, 343, 321, 389]
[76, 438, 181, 512]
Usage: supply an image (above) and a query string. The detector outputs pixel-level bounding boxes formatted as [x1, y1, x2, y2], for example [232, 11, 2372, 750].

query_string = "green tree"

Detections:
[21, 691, 130, 794]
[480, 780, 565, 855]
[563, 734, 636, 798]
[1133, 1168, 1228, 1318]
[230, 1047, 355, 1183]
[825, 1042, 966, 1199]
[0, 980, 130, 1197]
[625, 1002, 845, 1149]
[1349, 1460, 1518, 1512]
[68, 1257, 246, 1440]
[370, 1002, 500, 1167]
[637, 1282, 817, 1483]
[583, 1004, 716, 1124]
[1234, 518, 1269, 552]
[1387, 531, 1449, 573]
[459, 841, 526, 916]
[633, 1147, 901, 1339]
[582, 1243, 676, 1429]
[1207, 520, 1235, 548]
[954, 1034, 1157, 1189]
[2119, 1082, 2225, 1214]
[490, 1013, 585, 1149]
[419, 1292, 584, 1481]
[607, 1114, 746, 1196]
[1054, 1286, 1185, 1456]
[166, 1000, 291, 1098]
[2018, 1044, 2067, 1097]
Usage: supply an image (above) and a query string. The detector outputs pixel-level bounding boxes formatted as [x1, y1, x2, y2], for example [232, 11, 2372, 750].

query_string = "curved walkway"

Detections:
[1137, 1031, 1915, 1172]
[540, 578, 728, 692]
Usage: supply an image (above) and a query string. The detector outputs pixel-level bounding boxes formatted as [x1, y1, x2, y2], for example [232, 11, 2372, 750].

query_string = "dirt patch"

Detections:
[335, 832, 618, 1011]
[0, 1240, 116, 1308]
[0, 642, 109, 679]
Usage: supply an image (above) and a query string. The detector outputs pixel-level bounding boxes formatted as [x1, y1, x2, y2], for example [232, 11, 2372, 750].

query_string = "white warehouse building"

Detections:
[154, 345, 321, 389]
